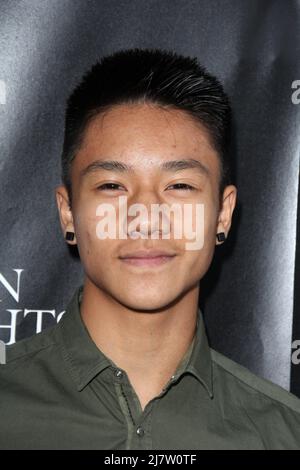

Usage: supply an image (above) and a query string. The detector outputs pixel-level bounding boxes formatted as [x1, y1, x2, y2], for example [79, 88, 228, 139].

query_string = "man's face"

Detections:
[57, 102, 236, 311]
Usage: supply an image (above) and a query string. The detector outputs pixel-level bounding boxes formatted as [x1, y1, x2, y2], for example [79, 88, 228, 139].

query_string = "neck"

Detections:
[80, 277, 199, 408]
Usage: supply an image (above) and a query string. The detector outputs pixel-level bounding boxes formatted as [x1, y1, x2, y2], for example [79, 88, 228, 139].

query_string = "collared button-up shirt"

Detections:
[1, 285, 300, 450]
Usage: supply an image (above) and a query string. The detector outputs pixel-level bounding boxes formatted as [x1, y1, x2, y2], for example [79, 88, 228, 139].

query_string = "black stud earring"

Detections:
[65, 231, 75, 241]
[216, 232, 226, 242]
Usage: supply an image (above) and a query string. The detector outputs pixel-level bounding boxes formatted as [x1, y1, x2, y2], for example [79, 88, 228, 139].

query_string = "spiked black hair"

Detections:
[61, 48, 232, 206]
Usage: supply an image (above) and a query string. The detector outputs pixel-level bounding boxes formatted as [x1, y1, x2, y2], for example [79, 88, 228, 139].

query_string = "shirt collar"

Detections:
[185, 307, 214, 398]
[59, 285, 214, 398]
[59, 285, 113, 391]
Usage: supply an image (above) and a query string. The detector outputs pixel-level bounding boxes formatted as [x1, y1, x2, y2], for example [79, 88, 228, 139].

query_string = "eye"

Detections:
[96, 183, 125, 191]
[167, 183, 196, 191]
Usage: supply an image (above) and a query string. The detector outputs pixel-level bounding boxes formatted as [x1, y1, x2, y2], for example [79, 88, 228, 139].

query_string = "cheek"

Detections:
[73, 207, 120, 267]
[75, 226, 115, 271]
[178, 202, 218, 270]
[180, 199, 217, 248]
[72, 203, 101, 257]
[203, 205, 218, 245]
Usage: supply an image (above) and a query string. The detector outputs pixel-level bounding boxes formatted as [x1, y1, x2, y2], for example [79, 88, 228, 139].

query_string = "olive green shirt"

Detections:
[1, 285, 300, 450]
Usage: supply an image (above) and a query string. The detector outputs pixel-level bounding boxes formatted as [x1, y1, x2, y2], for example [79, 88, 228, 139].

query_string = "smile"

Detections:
[119, 255, 176, 267]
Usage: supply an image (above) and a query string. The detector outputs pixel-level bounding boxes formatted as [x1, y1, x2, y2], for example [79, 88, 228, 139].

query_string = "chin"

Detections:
[117, 292, 176, 313]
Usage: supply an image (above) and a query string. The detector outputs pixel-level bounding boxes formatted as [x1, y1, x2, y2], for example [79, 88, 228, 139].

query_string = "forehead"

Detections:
[72, 103, 220, 177]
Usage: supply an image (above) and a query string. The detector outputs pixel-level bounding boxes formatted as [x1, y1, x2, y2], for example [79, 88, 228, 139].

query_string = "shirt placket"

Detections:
[112, 366, 161, 450]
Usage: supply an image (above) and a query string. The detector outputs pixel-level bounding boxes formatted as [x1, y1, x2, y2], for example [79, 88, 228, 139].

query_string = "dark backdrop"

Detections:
[0, 0, 299, 396]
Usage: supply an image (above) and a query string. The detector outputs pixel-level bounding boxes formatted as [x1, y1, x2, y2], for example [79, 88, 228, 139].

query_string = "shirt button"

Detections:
[114, 369, 123, 379]
[136, 426, 145, 437]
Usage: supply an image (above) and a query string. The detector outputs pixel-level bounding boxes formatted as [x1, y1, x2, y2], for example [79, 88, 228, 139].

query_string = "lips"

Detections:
[119, 249, 177, 259]
[119, 249, 177, 267]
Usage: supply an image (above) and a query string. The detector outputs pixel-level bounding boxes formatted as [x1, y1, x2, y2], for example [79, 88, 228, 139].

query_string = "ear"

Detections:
[55, 185, 77, 245]
[216, 185, 237, 245]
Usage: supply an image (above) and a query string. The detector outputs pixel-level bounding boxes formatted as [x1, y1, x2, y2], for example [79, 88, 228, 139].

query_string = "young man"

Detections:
[0, 48, 300, 450]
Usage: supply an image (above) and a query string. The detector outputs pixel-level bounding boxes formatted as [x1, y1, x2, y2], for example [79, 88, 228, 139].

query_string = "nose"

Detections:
[122, 189, 171, 239]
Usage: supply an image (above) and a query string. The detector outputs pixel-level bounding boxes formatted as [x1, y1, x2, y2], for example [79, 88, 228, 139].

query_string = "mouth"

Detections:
[118, 250, 177, 268]
[119, 255, 176, 267]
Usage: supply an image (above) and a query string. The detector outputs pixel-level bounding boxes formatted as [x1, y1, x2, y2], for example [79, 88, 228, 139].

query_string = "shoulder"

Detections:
[211, 348, 300, 416]
[0, 322, 67, 405]
[0, 322, 61, 370]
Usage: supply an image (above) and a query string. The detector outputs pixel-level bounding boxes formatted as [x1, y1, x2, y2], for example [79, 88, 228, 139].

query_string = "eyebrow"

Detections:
[80, 158, 210, 179]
